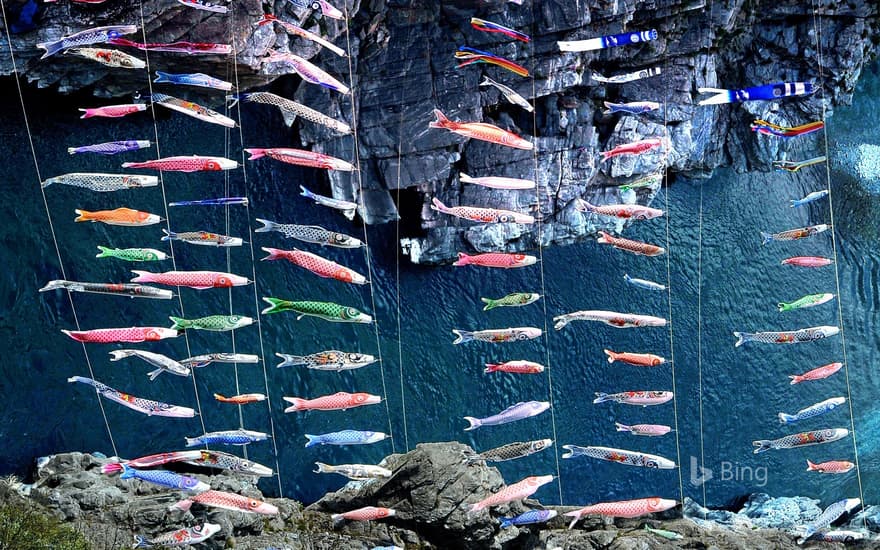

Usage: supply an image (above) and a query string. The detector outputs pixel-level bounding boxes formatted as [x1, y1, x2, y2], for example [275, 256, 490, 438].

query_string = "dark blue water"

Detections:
[2, 59, 879, 511]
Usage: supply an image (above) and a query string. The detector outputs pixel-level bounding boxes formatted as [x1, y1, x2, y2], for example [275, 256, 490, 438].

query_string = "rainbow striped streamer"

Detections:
[772, 156, 827, 172]
[470, 18, 530, 43]
[750, 119, 825, 138]
[455, 46, 529, 77]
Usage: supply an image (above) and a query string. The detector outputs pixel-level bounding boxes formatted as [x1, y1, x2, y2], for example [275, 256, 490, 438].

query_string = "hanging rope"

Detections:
[135, 0, 209, 441]
[223, 3, 247, 460]
[0, 0, 119, 457]
[392, 56, 411, 453]
[695, 0, 714, 515]
[527, 3, 564, 505]
[392, 128, 410, 452]
[342, 6, 397, 453]
[660, 17, 686, 506]
[389, 0, 426, 456]
[228, 6, 285, 496]
[808, 0, 866, 514]
[695, 166, 707, 512]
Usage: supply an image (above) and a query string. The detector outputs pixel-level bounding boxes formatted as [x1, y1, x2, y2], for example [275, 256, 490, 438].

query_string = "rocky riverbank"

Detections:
[1, 1, 878, 262]
[4, 444, 879, 549]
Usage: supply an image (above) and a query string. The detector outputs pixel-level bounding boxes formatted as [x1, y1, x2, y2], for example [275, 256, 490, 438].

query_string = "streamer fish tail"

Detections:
[130, 270, 152, 283]
[283, 397, 307, 413]
[463, 416, 482, 431]
[153, 70, 173, 83]
[275, 353, 306, 368]
[452, 253, 471, 267]
[40, 280, 66, 291]
[299, 185, 317, 200]
[168, 316, 190, 330]
[101, 462, 124, 474]
[260, 247, 285, 261]
[254, 218, 277, 232]
[261, 297, 289, 315]
[733, 332, 752, 347]
[36, 39, 66, 59]
[430, 197, 454, 215]
[428, 109, 451, 129]
[593, 392, 612, 403]
[244, 148, 267, 160]
[170, 499, 193, 512]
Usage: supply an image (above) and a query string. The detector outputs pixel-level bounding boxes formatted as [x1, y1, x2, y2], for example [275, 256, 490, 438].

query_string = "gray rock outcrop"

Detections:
[0, 0, 350, 95]
[9, 446, 878, 549]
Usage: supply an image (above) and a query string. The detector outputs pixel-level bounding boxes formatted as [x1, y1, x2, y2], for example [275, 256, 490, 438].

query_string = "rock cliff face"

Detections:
[0, 0, 345, 95]
[9, 446, 880, 549]
[1, 1, 878, 263]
